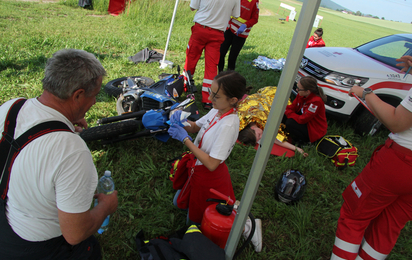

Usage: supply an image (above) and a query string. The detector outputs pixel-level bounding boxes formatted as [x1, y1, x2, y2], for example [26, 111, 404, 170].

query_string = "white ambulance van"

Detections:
[293, 34, 412, 135]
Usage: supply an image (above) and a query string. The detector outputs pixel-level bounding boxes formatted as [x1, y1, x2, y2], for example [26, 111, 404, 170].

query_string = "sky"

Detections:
[331, 0, 412, 23]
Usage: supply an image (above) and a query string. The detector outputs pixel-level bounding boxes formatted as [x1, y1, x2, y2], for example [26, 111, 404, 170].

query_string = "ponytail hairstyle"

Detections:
[299, 76, 327, 103]
[214, 70, 247, 107]
[314, 28, 323, 37]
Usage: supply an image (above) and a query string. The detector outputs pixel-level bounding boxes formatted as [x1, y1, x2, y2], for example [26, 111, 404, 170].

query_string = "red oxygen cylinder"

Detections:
[200, 189, 236, 249]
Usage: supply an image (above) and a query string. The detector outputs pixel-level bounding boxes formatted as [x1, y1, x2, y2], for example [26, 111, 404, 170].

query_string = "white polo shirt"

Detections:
[194, 108, 239, 165]
[0, 98, 98, 241]
[389, 88, 412, 150]
[191, 0, 240, 31]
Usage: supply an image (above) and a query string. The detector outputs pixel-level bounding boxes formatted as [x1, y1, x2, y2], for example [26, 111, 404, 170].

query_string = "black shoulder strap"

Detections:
[0, 99, 72, 201]
[0, 99, 27, 194]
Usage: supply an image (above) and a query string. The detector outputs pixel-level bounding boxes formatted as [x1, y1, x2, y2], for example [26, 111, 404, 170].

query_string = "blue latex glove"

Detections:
[236, 24, 247, 35]
[170, 110, 182, 125]
[170, 110, 188, 127]
[168, 124, 192, 143]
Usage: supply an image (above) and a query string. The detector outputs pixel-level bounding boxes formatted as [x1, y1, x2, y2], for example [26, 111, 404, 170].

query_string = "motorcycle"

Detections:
[104, 66, 189, 115]
[80, 68, 199, 145]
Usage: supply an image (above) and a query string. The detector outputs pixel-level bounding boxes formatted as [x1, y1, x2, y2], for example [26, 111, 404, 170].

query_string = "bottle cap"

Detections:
[104, 170, 111, 177]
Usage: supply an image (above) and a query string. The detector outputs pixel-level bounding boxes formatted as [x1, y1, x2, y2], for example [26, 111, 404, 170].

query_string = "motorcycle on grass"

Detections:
[80, 67, 199, 145]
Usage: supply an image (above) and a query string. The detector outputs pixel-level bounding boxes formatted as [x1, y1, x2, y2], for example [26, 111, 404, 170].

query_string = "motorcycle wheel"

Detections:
[104, 76, 155, 98]
[80, 120, 142, 142]
[116, 94, 143, 115]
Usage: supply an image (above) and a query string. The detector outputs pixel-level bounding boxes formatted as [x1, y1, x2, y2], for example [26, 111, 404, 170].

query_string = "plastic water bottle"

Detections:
[95, 170, 115, 234]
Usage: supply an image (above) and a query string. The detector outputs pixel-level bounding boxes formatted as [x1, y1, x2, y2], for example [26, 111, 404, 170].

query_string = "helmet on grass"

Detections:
[275, 169, 306, 204]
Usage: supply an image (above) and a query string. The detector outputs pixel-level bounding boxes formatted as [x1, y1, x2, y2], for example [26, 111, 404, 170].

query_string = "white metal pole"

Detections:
[161, 0, 179, 64]
[224, 0, 322, 259]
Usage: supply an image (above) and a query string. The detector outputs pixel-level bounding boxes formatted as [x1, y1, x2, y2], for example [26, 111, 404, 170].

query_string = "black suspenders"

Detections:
[0, 98, 72, 201]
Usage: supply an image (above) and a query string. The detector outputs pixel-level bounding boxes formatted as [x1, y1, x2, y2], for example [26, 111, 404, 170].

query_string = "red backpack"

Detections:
[168, 151, 195, 190]
[316, 135, 358, 169]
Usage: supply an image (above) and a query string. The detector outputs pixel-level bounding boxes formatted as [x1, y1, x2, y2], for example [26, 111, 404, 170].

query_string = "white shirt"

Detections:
[0, 98, 98, 241]
[191, 0, 240, 31]
[195, 109, 239, 165]
[389, 88, 412, 150]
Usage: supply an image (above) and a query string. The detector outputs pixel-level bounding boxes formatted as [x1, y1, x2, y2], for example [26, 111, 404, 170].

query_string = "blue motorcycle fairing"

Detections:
[142, 110, 170, 142]
[141, 91, 177, 103]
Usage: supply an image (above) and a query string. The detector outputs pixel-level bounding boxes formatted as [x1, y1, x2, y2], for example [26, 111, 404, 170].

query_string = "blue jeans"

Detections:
[173, 189, 200, 226]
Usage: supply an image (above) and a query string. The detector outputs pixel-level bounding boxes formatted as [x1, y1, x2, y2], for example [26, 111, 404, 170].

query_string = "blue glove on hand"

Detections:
[168, 124, 192, 143]
[236, 24, 247, 35]
[170, 110, 182, 125]
[170, 110, 187, 127]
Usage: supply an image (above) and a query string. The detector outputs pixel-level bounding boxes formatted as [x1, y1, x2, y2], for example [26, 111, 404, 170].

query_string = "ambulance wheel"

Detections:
[104, 76, 155, 98]
[353, 96, 400, 136]
[354, 109, 382, 136]
[80, 120, 142, 142]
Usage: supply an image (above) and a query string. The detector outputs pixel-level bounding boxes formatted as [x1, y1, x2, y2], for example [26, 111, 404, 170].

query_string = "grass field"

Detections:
[1, 0, 412, 259]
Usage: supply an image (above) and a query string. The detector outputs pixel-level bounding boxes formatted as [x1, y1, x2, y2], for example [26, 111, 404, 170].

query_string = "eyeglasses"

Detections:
[297, 88, 306, 92]
[208, 86, 220, 99]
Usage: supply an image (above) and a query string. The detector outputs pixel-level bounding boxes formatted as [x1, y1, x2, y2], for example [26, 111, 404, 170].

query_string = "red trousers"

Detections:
[332, 138, 412, 260]
[184, 23, 224, 103]
[176, 162, 235, 224]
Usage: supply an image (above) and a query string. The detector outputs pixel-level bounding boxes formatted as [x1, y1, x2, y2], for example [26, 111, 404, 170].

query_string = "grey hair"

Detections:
[42, 49, 106, 99]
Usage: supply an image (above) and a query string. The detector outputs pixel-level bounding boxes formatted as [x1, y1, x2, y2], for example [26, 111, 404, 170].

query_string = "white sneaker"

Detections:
[243, 218, 262, 252]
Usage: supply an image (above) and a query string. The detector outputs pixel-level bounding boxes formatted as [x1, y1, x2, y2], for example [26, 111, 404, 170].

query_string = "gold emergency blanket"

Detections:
[238, 86, 291, 142]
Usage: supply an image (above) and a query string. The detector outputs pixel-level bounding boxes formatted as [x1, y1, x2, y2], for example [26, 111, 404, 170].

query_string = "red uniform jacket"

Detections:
[306, 36, 325, 48]
[285, 92, 327, 143]
[228, 0, 259, 39]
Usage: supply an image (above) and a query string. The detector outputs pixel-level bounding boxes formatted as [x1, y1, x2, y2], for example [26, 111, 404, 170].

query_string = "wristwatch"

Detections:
[362, 88, 373, 99]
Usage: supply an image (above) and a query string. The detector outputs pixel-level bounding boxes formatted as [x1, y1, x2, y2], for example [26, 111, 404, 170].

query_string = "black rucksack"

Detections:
[135, 225, 225, 260]
[135, 229, 186, 260]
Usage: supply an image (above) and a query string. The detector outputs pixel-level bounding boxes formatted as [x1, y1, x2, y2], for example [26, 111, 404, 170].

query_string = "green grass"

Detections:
[1, 0, 412, 259]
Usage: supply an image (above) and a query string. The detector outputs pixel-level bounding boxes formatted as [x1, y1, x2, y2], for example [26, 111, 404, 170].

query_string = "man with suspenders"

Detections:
[0, 49, 118, 259]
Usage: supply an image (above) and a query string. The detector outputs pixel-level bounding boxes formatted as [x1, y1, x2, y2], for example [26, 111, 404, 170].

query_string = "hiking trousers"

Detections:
[184, 23, 224, 103]
[331, 138, 412, 260]
[218, 29, 246, 72]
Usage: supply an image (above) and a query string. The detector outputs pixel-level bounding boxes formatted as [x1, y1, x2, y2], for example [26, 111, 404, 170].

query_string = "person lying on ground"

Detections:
[237, 86, 308, 157]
